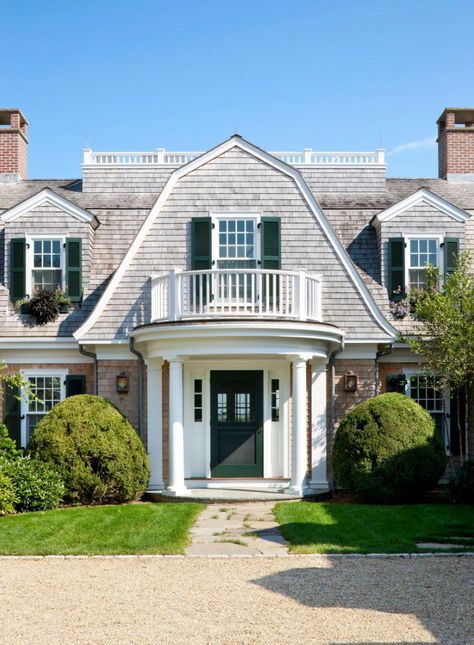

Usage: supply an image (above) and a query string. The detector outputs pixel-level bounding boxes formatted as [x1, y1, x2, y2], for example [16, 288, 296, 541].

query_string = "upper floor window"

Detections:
[407, 238, 439, 290]
[31, 238, 64, 292]
[214, 216, 259, 270]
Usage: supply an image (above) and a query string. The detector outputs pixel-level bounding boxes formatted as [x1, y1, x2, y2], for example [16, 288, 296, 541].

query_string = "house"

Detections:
[0, 107, 472, 497]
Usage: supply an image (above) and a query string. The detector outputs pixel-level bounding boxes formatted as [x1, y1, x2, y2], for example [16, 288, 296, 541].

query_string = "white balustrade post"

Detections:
[297, 270, 307, 321]
[156, 148, 165, 164]
[146, 359, 164, 491]
[309, 360, 329, 492]
[167, 359, 187, 496]
[83, 148, 92, 164]
[376, 148, 385, 164]
[168, 269, 182, 321]
[288, 357, 308, 495]
[303, 148, 312, 164]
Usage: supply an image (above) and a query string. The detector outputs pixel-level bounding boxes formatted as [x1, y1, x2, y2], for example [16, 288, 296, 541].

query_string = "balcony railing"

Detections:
[151, 269, 322, 322]
[83, 147, 385, 167]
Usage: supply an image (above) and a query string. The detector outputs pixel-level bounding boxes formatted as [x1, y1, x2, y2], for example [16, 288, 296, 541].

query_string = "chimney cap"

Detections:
[0, 109, 28, 127]
[437, 107, 474, 125]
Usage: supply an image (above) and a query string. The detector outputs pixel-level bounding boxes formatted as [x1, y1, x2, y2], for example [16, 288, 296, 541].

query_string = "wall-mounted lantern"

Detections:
[116, 372, 129, 393]
[344, 371, 358, 392]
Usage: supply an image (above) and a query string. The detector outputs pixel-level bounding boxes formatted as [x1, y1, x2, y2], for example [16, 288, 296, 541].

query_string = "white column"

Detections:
[289, 357, 308, 495]
[146, 359, 164, 491]
[167, 359, 187, 496]
[310, 360, 329, 491]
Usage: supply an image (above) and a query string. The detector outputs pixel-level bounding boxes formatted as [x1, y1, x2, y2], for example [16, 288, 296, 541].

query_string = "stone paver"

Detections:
[186, 502, 289, 556]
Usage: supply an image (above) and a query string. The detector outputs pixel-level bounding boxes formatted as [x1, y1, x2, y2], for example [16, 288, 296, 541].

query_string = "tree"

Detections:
[405, 251, 474, 462]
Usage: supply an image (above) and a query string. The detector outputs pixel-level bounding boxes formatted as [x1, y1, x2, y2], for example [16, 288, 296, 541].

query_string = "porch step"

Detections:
[145, 488, 324, 503]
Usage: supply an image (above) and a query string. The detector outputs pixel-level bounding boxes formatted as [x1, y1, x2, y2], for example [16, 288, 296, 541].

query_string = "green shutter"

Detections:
[386, 374, 406, 394]
[388, 237, 405, 300]
[260, 217, 281, 270]
[444, 238, 459, 279]
[191, 217, 212, 270]
[3, 382, 21, 448]
[66, 238, 82, 302]
[10, 238, 26, 302]
[65, 375, 86, 397]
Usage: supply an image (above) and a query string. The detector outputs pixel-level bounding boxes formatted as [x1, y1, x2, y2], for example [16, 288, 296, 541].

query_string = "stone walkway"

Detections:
[185, 502, 289, 555]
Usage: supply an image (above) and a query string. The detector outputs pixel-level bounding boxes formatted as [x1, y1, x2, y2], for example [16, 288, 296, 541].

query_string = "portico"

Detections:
[132, 320, 342, 497]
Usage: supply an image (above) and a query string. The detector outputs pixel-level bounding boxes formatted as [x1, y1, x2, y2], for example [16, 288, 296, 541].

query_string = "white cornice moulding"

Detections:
[74, 136, 397, 340]
[373, 188, 471, 225]
[1, 188, 97, 225]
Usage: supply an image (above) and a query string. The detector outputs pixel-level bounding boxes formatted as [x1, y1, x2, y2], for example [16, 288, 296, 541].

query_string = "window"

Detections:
[216, 217, 258, 269]
[27, 236, 65, 295]
[407, 374, 444, 431]
[22, 372, 66, 445]
[271, 379, 280, 422]
[406, 237, 440, 290]
[194, 379, 203, 422]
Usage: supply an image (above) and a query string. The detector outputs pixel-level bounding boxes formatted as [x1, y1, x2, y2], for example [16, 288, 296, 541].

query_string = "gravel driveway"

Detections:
[0, 556, 472, 644]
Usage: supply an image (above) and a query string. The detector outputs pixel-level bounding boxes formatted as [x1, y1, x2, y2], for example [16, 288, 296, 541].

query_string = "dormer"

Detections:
[371, 188, 471, 300]
[1, 188, 98, 304]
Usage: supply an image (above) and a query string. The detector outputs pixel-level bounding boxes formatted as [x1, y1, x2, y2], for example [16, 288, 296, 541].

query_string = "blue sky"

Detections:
[3, 0, 474, 178]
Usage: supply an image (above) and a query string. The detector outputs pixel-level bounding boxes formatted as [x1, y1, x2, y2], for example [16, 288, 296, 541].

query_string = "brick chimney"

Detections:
[437, 107, 474, 182]
[0, 109, 28, 181]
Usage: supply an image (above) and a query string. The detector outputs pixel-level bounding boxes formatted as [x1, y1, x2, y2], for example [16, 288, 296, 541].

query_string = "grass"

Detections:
[0, 503, 204, 555]
[273, 502, 474, 554]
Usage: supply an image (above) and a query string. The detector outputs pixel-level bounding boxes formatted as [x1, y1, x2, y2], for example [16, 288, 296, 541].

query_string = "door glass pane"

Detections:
[234, 393, 251, 422]
[217, 393, 227, 422]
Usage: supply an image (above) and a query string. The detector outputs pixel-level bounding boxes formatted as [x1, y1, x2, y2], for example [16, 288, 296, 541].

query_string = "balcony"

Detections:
[151, 269, 322, 323]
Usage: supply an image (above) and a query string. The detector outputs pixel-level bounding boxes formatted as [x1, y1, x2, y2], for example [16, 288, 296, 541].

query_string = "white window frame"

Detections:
[404, 234, 444, 291]
[20, 369, 67, 447]
[210, 213, 261, 267]
[25, 235, 66, 298]
[404, 368, 450, 454]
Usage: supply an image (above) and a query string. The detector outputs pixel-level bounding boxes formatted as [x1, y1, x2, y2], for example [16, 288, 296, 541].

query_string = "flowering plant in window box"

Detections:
[15, 289, 71, 325]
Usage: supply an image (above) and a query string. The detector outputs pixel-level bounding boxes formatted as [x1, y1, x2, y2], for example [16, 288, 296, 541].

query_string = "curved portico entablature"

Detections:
[74, 135, 396, 345]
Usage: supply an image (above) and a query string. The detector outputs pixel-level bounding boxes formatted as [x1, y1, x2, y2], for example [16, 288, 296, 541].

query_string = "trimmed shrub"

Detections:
[0, 424, 20, 460]
[449, 460, 474, 504]
[28, 395, 150, 504]
[333, 393, 446, 503]
[1, 457, 64, 512]
[0, 469, 16, 515]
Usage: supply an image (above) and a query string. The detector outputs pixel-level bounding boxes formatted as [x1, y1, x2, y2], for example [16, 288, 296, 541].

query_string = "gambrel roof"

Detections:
[74, 135, 397, 341]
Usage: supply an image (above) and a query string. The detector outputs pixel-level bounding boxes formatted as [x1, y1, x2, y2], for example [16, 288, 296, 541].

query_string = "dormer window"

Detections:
[213, 216, 260, 269]
[31, 238, 64, 292]
[407, 237, 440, 290]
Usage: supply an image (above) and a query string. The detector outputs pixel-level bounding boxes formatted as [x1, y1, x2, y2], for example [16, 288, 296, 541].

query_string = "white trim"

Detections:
[20, 368, 68, 448]
[1, 188, 95, 224]
[25, 234, 66, 297]
[74, 136, 396, 340]
[0, 337, 79, 349]
[373, 188, 471, 225]
[1, 349, 93, 364]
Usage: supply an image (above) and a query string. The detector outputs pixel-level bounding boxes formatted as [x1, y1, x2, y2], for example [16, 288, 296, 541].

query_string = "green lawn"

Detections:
[274, 502, 474, 554]
[0, 503, 204, 555]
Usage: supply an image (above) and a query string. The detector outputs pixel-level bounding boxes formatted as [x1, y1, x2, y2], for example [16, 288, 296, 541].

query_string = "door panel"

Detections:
[211, 371, 263, 477]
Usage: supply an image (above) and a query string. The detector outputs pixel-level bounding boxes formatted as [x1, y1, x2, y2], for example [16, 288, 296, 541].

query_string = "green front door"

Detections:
[210, 371, 263, 477]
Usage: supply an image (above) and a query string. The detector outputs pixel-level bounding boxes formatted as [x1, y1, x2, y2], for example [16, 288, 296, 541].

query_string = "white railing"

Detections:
[151, 269, 322, 322]
[83, 147, 385, 167]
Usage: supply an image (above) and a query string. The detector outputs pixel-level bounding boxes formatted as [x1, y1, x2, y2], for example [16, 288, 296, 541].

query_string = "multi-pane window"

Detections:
[408, 239, 438, 290]
[234, 393, 251, 423]
[26, 375, 62, 442]
[32, 239, 62, 292]
[194, 379, 203, 422]
[408, 375, 444, 430]
[271, 379, 280, 422]
[217, 393, 227, 422]
[217, 219, 257, 269]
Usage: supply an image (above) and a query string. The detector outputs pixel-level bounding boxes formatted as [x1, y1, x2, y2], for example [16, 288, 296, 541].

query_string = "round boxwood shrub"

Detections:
[0, 469, 17, 515]
[333, 393, 446, 503]
[1, 457, 64, 512]
[28, 395, 150, 504]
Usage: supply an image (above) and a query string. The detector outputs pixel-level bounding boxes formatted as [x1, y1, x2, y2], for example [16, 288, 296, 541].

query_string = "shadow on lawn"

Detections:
[252, 558, 470, 645]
